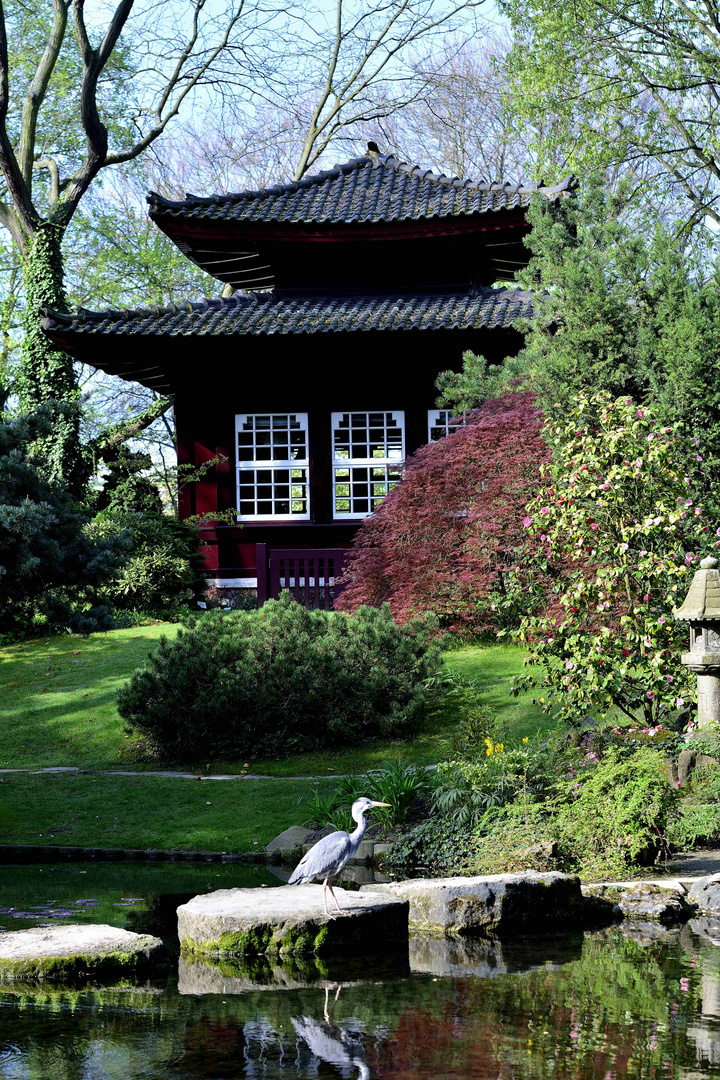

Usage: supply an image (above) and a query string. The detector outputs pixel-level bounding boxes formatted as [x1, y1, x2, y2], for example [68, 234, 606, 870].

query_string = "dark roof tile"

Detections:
[147, 153, 575, 227]
[42, 288, 533, 339]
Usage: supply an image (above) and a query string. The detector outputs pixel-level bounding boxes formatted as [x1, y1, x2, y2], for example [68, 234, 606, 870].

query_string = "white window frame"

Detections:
[331, 410, 405, 520]
[428, 408, 467, 442]
[235, 412, 310, 520]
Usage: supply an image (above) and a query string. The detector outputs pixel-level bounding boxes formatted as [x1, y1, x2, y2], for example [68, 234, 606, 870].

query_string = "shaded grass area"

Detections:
[1, 628, 554, 777]
[0, 774, 334, 852]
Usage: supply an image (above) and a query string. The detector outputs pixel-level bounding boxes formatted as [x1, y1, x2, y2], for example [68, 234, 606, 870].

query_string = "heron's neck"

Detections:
[349, 811, 367, 847]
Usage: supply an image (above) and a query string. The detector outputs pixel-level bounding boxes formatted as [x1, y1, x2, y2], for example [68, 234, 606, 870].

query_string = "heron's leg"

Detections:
[322, 877, 335, 918]
[324, 985, 330, 1022]
[328, 879, 343, 912]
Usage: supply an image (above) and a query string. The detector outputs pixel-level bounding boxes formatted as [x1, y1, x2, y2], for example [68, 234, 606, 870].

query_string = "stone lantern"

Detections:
[674, 555, 720, 729]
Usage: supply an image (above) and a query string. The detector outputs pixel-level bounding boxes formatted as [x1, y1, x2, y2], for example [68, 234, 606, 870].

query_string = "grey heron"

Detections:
[288, 796, 390, 916]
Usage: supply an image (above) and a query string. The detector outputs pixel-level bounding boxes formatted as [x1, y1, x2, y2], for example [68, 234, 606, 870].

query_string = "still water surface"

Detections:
[0, 862, 719, 1079]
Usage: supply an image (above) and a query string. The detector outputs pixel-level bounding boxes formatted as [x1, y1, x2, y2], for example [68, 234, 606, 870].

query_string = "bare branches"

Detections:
[102, 2, 248, 170]
[33, 158, 60, 212]
[56, 0, 135, 225]
[19, 0, 69, 193]
[0, 2, 38, 246]
[292, 0, 484, 179]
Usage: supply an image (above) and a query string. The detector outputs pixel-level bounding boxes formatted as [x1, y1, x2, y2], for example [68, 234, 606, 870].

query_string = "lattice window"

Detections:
[428, 408, 467, 442]
[235, 413, 309, 519]
[331, 411, 404, 518]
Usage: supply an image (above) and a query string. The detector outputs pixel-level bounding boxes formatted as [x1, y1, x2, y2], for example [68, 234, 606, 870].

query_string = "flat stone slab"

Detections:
[361, 872, 582, 936]
[583, 883, 690, 925]
[177, 885, 408, 959]
[0, 924, 166, 983]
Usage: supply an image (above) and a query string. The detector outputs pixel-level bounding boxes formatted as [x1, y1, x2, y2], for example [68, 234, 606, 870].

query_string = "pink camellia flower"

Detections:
[540, 507, 550, 516]
[676, 697, 685, 709]
[657, 616, 666, 624]
[590, 522, 599, 530]
[695, 507, 702, 516]
[686, 498, 693, 506]
[697, 455, 703, 461]
[522, 516, 532, 527]
[666, 675, 673, 683]
[647, 691, 655, 699]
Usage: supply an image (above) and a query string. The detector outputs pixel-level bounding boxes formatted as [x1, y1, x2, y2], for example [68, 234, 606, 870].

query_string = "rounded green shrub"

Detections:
[117, 594, 441, 759]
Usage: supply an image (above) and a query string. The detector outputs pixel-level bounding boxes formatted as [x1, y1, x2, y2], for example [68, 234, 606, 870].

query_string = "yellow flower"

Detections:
[486, 747, 493, 757]
[522, 737, 529, 745]
[495, 743, 504, 754]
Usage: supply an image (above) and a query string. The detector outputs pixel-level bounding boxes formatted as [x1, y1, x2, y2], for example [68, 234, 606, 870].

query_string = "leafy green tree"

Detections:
[514, 393, 711, 728]
[437, 176, 720, 489]
[500, 0, 720, 229]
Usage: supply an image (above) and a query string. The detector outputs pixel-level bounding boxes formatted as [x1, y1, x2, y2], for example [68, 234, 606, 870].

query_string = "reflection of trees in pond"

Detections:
[1, 929, 719, 1079]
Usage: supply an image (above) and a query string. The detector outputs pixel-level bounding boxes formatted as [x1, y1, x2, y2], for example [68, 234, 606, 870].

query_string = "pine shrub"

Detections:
[117, 594, 441, 760]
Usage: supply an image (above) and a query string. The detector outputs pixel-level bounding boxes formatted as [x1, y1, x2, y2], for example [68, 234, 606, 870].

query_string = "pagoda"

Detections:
[42, 148, 573, 607]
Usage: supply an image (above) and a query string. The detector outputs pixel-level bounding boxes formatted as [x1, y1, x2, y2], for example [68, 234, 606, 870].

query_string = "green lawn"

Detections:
[0, 772, 334, 852]
[1, 627, 551, 776]
[0, 626, 555, 851]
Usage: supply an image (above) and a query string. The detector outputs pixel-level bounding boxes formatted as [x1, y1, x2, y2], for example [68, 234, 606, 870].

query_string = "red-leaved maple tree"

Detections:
[336, 391, 552, 634]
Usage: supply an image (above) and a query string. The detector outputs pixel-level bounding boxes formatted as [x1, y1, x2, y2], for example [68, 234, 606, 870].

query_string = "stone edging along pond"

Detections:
[0, 827, 391, 866]
[0, 844, 268, 864]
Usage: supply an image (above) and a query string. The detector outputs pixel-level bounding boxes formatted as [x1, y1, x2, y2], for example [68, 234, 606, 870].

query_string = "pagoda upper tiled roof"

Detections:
[41, 287, 533, 340]
[147, 153, 575, 226]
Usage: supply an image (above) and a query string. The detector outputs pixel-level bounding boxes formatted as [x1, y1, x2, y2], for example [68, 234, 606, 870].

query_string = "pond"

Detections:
[0, 862, 719, 1078]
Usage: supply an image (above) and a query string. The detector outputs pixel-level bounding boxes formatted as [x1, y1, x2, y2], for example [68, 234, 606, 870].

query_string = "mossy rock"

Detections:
[177, 885, 409, 959]
[0, 924, 167, 985]
[362, 872, 584, 935]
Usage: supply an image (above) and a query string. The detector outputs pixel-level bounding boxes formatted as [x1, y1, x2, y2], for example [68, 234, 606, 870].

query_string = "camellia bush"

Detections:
[513, 393, 713, 727]
[117, 593, 441, 760]
[336, 391, 551, 634]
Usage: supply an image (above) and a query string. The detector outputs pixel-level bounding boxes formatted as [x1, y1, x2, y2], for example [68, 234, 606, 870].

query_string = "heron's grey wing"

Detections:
[288, 831, 352, 883]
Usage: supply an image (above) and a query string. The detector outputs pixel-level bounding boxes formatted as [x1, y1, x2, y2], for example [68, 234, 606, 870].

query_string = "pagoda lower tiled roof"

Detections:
[41, 288, 533, 339]
[147, 153, 575, 227]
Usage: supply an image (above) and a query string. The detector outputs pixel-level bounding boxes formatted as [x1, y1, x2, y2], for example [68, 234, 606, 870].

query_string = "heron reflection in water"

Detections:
[292, 988, 370, 1080]
[288, 796, 389, 916]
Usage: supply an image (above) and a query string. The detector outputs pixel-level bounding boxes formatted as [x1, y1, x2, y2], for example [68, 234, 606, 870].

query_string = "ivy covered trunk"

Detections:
[15, 222, 87, 496]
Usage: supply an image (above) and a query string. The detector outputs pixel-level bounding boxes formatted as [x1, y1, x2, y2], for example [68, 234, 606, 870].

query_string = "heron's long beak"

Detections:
[370, 801, 391, 808]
